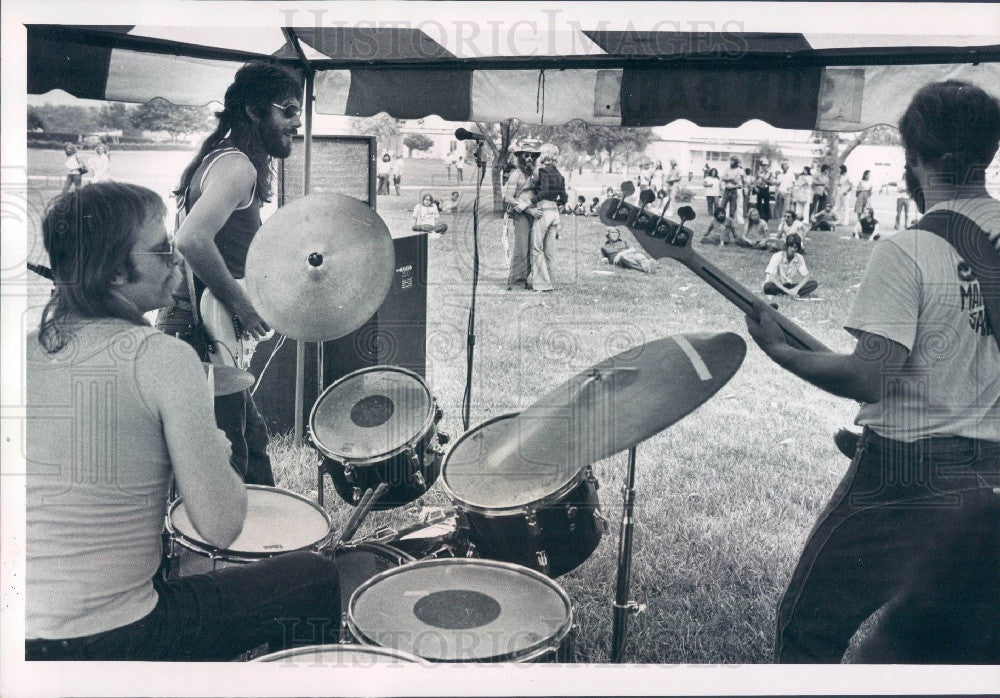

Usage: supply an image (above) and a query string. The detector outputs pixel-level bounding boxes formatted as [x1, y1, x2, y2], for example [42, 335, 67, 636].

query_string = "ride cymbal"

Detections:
[485, 332, 747, 480]
[244, 193, 395, 342]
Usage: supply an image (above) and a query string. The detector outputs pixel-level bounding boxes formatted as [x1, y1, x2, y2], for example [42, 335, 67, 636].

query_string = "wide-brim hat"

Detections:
[512, 139, 543, 155]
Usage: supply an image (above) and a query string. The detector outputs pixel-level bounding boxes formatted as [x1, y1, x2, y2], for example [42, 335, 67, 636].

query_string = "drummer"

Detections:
[26, 183, 341, 660]
[157, 60, 303, 486]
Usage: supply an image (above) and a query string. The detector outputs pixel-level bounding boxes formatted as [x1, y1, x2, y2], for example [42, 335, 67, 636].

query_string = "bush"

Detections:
[672, 186, 695, 203]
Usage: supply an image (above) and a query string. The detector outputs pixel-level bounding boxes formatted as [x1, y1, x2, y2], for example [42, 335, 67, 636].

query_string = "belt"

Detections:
[862, 427, 1000, 459]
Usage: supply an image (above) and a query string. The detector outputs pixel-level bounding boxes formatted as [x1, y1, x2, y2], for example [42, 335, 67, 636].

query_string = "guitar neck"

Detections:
[678, 254, 830, 353]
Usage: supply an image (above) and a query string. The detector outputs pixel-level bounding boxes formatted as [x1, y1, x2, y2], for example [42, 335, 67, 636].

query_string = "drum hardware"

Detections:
[253, 644, 425, 666]
[611, 446, 639, 663]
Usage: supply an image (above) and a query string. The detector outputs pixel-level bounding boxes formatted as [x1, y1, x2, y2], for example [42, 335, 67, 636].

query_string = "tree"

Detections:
[351, 114, 403, 154]
[814, 124, 902, 207]
[529, 122, 655, 172]
[129, 99, 210, 141]
[97, 103, 134, 131]
[27, 108, 45, 131]
[472, 120, 523, 213]
[25, 105, 102, 135]
[402, 133, 433, 157]
[754, 141, 784, 167]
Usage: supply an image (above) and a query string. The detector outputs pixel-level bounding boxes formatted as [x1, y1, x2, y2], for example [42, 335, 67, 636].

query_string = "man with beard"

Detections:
[157, 61, 302, 487]
[746, 80, 1000, 663]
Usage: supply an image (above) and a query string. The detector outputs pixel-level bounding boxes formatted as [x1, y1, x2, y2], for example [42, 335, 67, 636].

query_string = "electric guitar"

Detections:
[598, 190, 830, 353]
[199, 281, 274, 371]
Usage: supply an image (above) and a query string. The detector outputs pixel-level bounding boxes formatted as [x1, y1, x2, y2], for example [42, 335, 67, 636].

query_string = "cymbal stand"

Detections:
[611, 446, 642, 663]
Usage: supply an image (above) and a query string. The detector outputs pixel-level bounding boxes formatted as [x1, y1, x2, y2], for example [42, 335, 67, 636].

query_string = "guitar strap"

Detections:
[911, 207, 1000, 353]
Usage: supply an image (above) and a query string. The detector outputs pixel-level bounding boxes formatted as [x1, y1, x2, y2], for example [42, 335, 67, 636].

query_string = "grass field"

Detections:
[24, 147, 889, 664]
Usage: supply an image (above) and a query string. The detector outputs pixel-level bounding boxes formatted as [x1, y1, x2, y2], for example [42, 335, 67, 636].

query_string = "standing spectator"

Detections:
[720, 156, 743, 220]
[454, 152, 465, 183]
[61, 143, 87, 193]
[754, 161, 774, 221]
[837, 164, 853, 224]
[793, 166, 813, 219]
[763, 233, 818, 299]
[637, 162, 653, 192]
[853, 205, 881, 240]
[391, 153, 403, 196]
[703, 163, 712, 179]
[666, 159, 682, 214]
[737, 207, 771, 249]
[445, 151, 454, 181]
[811, 164, 830, 216]
[377, 153, 391, 195]
[810, 202, 840, 231]
[527, 142, 566, 293]
[854, 169, 873, 218]
[503, 141, 541, 290]
[703, 168, 721, 215]
[740, 167, 753, 222]
[411, 193, 447, 236]
[775, 161, 796, 219]
[700, 207, 738, 246]
[90, 143, 111, 182]
[894, 175, 911, 229]
[650, 162, 665, 196]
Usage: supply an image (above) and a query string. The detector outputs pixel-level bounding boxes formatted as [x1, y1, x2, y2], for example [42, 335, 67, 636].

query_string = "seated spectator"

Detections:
[411, 193, 447, 235]
[573, 195, 590, 215]
[589, 197, 601, 215]
[601, 227, 656, 273]
[763, 233, 818, 299]
[853, 206, 881, 240]
[699, 207, 738, 246]
[439, 191, 461, 214]
[809, 203, 840, 231]
[736, 208, 770, 249]
[777, 210, 806, 251]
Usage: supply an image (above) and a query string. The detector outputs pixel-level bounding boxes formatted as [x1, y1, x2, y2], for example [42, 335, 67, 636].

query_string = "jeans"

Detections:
[25, 552, 341, 661]
[763, 280, 818, 297]
[895, 197, 910, 228]
[775, 428, 1000, 663]
[529, 202, 559, 292]
[721, 188, 739, 219]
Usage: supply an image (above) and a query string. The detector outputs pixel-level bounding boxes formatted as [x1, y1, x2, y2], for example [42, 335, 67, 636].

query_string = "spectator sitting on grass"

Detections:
[763, 233, 818, 299]
[589, 197, 601, 215]
[736, 207, 770, 249]
[572, 194, 589, 215]
[411, 193, 447, 236]
[853, 205, 881, 241]
[601, 227, 656, 273]
[700, 207, 738, 246]
[809, 202, 840, 231]
[439, 190, 461, 214]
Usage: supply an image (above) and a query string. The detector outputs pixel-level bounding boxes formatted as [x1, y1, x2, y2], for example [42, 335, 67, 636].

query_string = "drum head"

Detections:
[443, 413, 579, 512]
[311, 367, 432, 461]
[253, 644, 422, 665]
[348, 559, 572, 662]
[169, 486, 331, 558]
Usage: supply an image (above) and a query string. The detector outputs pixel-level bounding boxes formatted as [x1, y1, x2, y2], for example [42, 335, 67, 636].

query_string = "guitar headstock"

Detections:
[597, 184, 698, 262]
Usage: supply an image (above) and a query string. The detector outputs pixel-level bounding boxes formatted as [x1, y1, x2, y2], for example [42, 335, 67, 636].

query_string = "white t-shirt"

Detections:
[776, 170, 796, 194]
[844, 197, 1000, 442]
[766, 251, 809, 286]
[412, 203, 439, 227]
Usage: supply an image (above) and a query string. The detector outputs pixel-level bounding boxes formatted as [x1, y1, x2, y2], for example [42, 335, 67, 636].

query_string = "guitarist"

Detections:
[157, 61, 302, 486]
[746, 80, 1000, 663]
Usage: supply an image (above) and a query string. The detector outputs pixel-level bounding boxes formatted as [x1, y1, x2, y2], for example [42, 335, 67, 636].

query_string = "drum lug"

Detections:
[343, 465, 356, 484]
[566, 506, 578, 519]
[351, 487, 363, 504]
[525, 510, 539, 529]
[409, 470, 427, 490]
[437, 430, 450, 446]
[535, 550, 550, 575]
[434, 405, 444, 423]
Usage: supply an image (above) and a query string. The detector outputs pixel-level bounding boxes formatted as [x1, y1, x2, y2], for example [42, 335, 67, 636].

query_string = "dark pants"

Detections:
[811, 193, 827, 217]
[25, 552, 341, 661]
[895, 197, 910, 228]
[764, 280, 818, 297]
[721, 188, 739, 219]
[776, 429, 1000, 663]
[706, 195, 717, 215]
[756, 191, 772, 221]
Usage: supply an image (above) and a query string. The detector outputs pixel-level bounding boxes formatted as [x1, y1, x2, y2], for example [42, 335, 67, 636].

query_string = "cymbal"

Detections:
[484, 332, 747, 478]
[202, 363, 256, 396]
[244, 193, 395, 342]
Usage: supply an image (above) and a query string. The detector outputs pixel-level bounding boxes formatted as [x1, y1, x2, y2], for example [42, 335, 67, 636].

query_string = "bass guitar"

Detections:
[199, 280, 274, 371]
[598, 189, 829, 353]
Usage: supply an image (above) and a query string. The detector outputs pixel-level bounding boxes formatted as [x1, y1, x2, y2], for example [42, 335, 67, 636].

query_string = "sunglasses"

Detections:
[272, 102, 302, 119]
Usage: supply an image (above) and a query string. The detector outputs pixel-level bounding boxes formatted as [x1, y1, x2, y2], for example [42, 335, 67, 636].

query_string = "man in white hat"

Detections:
[528, 142, 567, 292]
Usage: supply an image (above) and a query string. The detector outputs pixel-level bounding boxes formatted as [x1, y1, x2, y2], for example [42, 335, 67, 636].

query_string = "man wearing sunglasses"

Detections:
[157, 61, 302, 487]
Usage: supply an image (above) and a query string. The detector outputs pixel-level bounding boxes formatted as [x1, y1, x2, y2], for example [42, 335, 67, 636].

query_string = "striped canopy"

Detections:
[28, 24, 1000, 131]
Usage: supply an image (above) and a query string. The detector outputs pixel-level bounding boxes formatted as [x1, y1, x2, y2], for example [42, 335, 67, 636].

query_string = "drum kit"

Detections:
[165, 193, 748, 663]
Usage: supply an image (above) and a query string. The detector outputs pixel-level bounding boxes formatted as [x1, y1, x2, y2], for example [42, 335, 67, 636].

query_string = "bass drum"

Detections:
[442, 413, 607, 578]
[309, 366, 446, 509]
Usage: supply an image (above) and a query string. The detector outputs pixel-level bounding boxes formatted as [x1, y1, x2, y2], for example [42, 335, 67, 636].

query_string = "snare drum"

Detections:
[253, 644, 423, 666]
[309, 366, 446, 509]
[442, 413, 606, 577]
[166, 485, 333, 575]
[347, 558, 573, 662]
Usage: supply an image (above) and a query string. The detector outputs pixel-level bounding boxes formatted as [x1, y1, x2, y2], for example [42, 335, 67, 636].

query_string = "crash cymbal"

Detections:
[244, 193, 395, 342]
[483, 332, 746, 479]
[202, 363, 256, 396]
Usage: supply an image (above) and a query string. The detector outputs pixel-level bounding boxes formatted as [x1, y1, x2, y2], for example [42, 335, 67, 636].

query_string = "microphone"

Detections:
[455, 127, 488, 142]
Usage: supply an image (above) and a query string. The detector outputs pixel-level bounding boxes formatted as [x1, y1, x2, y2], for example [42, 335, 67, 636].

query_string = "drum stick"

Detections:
[339, 483, 388, 546]
[207, 363, 214, 395]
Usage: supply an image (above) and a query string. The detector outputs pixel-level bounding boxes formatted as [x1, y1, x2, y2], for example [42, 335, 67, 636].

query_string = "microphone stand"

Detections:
[460, 140, 487, 431]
